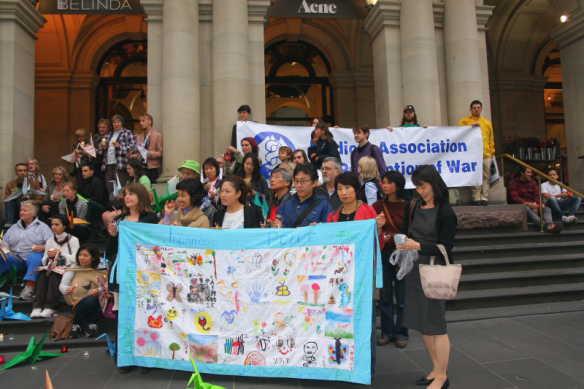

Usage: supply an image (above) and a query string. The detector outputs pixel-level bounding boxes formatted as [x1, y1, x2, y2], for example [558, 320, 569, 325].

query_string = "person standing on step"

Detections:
[373, 171, 409, 349]
[351, 123, 387, 177]
[101, 114, 135, 195]
[541, 169, 581, 223]
[458, 100, 495, 206]
[129, 113, 163, 183]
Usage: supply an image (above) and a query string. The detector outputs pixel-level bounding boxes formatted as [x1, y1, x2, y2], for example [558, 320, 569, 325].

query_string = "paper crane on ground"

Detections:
[96, 333, 116, 357]
[187, 354, 226, 389]
[3, 178, 46, 202]
[0, 288, 32, 321]
[2, 331, 65, 370]
[0, 265, 20, 288]
[110, 173, 124, 197]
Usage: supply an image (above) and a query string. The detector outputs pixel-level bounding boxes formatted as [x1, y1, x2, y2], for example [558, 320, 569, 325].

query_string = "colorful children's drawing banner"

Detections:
[236, 122, 484, 189]
[116, 220, 382, 385]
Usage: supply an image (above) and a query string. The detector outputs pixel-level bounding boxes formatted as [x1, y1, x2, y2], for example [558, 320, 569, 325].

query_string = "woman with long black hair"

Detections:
[237, 153, 270, 200]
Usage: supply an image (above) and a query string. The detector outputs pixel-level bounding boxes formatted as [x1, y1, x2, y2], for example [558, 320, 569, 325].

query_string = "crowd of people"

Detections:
[1, 101, 579, 388]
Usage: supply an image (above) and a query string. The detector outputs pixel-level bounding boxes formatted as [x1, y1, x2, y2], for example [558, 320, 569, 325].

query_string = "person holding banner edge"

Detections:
[387, 105, 428, 131]
[458, 100, 495, 206]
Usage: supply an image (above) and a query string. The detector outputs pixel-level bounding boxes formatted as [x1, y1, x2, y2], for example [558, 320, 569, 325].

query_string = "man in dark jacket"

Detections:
[80, 164, 108, 222]
[276, 164, 332, 227]
[266, 168, 293, 225]
[350, 123, 387, 178]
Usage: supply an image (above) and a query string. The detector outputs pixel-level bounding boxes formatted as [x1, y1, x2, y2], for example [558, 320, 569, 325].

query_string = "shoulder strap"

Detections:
[407, 199, 418, 237]
[293, 199, 323, 228]
[369, 144, 378, 157]
[381, 201, 398, 232]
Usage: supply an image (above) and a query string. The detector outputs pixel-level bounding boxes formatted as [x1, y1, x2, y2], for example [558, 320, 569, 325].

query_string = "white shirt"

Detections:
[541, 181, 566, 196]
[106, 130, 122, 165]
[222, 208, 244, 229]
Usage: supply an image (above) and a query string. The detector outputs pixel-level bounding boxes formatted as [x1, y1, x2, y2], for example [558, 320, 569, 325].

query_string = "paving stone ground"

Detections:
[1, 311, 583, 389]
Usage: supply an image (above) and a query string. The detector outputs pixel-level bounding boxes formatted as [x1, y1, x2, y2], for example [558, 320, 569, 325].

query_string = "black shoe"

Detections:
[416, 377, 434, 385]
[138, 366, 150, 374]
[481, 200, 488, 206]
[474, 201, 482, 206]
[441, 378, 450, 389]
[85, 323, 98, 338]
[70, 324, 81, 339]
[118, 366, 132, 374]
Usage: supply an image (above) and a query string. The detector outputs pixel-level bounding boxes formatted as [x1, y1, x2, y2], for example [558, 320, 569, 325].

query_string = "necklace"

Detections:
[343, 202, 358, 214]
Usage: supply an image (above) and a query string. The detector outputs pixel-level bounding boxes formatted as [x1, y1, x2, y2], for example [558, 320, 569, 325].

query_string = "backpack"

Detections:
[360, 179, 384, 204]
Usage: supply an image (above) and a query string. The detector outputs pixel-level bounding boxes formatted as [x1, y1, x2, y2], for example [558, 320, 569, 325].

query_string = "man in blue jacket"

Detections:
[276, 164, 332, 227]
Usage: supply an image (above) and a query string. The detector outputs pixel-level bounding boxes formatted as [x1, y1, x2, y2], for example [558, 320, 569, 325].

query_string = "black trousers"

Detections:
[73, 296, 102, 326]
[32, 271, 63, 310]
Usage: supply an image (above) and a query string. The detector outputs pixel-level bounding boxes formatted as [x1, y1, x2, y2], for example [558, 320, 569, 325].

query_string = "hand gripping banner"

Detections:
[116, 220, 382, 385]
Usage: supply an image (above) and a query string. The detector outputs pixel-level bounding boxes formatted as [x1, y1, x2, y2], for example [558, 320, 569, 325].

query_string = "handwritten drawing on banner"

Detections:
[116, 220, 382, 385]
[236, 122, 484, 188]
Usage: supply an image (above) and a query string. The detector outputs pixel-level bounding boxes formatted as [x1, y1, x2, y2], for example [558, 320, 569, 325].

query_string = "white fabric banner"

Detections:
[237, 122, 484, 189]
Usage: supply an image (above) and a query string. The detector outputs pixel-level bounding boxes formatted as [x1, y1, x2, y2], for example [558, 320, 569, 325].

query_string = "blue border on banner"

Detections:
[116, 220, 382, 385]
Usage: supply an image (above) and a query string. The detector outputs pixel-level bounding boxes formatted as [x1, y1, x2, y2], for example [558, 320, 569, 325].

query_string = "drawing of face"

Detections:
[276, 337, 295, 355]
[166, 307, 178, 321]
[251, 253, 262, 267]
[304, 341, 318, 356]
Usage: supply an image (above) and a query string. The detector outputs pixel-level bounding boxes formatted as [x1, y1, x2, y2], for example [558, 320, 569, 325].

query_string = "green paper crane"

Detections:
[2, 331, 65, 370]
[150, 183, 178, 214]
[0, 265, 21, 288]
[187, 354, 226, 389]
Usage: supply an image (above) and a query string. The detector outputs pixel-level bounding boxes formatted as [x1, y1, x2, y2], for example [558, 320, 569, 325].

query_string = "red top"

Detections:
[327, 202, 385, 251]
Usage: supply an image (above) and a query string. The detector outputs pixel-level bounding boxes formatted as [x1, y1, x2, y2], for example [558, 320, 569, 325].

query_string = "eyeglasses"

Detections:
[322, 167, 334, 171]
[293, 179, 313, 186]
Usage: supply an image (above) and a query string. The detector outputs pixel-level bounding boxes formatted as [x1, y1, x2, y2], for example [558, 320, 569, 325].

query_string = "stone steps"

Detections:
[458, 253, 584, 274]
[455, 230, 584, 247]
[458, 267, 584, 291]
[453, 240, 584, 260]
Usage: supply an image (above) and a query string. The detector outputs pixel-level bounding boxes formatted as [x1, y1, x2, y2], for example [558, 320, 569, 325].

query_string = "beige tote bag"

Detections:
[419, 244, 462, 300]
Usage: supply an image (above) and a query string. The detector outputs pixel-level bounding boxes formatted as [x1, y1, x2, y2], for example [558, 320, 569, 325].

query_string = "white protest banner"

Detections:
[236, 123, 484, 188]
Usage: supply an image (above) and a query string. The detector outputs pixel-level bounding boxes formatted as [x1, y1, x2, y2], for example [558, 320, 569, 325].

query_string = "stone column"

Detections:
[199, 1, 214, 159]
[364, 1, 403, 128]
[477, 4, 494, 121]
[0, 0, 45, 191]
[213, 0, 250, 153]
[400, 0, 441, 125]
[550, 10, 584, 193]
[141, 0, 163, 126]
[160, 0, 200, 180]
[248, 1, 270, 125]
[443, 0, 483, 125]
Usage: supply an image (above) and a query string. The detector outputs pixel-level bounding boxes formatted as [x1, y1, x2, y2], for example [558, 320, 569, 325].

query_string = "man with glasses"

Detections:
[319, 157, 342, 209]
[275, 164, 332, 228]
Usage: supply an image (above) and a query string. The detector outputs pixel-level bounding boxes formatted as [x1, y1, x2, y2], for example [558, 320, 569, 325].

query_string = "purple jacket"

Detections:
[350, 142, 388, 177]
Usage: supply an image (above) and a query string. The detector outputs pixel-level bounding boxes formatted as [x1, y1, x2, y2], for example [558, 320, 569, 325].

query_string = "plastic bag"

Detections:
[390, 234, 419, 280]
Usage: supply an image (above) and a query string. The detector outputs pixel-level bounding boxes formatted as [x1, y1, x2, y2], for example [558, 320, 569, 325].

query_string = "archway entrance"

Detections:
[265, 41, 334, 126]
[95, 40, 147, 132]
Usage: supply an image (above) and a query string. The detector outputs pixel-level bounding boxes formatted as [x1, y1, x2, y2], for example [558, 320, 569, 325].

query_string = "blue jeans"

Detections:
[4, 199, 19, 225]
[0, 252, 27, 277]
[23, 251, 44, 283]
[378, 250, 409, 340]
[86, 199, 106, 223]
[72, 296, 102, 326]
[545, 196, 582, 219]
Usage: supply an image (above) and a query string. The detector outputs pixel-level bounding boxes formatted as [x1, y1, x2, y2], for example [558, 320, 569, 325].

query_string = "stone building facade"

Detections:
[1, 0, 583, 192]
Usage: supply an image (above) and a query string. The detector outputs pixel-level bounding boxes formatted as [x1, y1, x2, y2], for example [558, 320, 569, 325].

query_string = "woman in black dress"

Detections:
[397, 165, 457, 389]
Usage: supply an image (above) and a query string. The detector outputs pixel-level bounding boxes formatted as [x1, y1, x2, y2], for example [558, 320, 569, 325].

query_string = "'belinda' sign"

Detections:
[38, 0, 144, 14]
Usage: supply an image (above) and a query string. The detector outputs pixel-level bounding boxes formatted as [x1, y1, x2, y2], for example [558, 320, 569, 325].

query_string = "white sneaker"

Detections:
[39, 308, 56, 318]
[31, 308, 42, 318]
[19, 286, 34, 300]
[562, 216, 570, 223]
[572, 216, 578, 222]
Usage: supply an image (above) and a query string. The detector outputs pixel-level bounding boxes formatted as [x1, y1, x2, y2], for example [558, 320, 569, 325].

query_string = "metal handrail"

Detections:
[497, 153, 583, 233]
